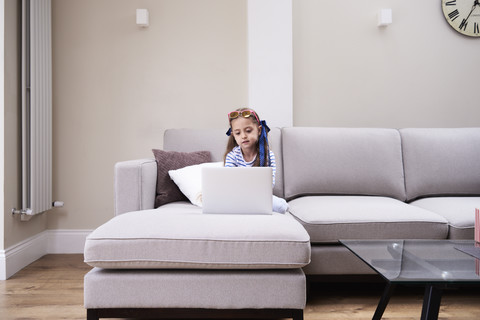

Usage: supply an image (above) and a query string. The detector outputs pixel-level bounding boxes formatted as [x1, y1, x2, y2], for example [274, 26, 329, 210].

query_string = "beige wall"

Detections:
[293, 0, 480, 127]
[3, 0, 48, 249]
[3, 0, 480, 245]
[49, 0, 248, 229]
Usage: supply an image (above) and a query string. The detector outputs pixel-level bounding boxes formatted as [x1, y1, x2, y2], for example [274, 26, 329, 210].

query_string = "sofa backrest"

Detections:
[400, 128, 480, 201]
[282, 127, 406, 201]
[163, 128, 284, 197]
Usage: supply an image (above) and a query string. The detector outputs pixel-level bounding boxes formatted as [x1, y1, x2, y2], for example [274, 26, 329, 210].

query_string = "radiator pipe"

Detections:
[12, 200, 64, 221]
[11, 208, 33, 215]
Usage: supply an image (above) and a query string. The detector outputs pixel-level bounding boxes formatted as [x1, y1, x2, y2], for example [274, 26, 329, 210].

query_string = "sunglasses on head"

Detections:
[227, 110, 260, 124]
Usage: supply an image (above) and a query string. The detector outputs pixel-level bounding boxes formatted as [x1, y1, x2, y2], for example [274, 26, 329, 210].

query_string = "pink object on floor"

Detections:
[476, 208, 480, 244]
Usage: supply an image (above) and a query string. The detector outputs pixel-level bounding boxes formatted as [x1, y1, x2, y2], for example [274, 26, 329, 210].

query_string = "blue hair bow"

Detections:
[258, 120, 270, 167]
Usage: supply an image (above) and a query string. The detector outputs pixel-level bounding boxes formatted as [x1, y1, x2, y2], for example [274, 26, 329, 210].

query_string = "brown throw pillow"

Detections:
[152, 149, 211, 207]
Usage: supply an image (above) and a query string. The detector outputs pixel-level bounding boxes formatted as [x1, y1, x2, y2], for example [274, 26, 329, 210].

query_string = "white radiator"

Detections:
[13, 0, 56, 220]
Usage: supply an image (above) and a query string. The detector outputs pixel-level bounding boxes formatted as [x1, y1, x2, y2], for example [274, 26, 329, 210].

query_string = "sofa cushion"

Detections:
[84, 202, 311, 269]
[163, 128, 285, 198]
[400, 128, 480, 201]
[282, 127, 406, 201]
[409, 197, 480, 240]
[168, 161, 224, 207]
[288, 196, 448, 243]
[152, 149, 211, 207]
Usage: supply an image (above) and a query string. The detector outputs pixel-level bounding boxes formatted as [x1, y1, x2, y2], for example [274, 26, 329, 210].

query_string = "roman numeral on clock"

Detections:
[445, 0, 456, 5]
[474, 22, 480, 34]
[448, 9, 460, 21]
[459, 18, 468, 31]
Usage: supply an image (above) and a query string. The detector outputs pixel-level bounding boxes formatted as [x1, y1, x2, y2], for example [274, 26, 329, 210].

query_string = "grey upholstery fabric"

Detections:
[401, 128, 480, 201]
[410, 197, 480, 239]
[84, 202, 311, 269]
[282, 127, 406, 201]
[114, 159, 157, 216]
[163, 128, 229, 162]
[303, 244, 376, 275]
[109, 127, 480, 280]
[84, 268, 306, 309]
[164, 128, 285, 198]
[288, 196, 448, 243]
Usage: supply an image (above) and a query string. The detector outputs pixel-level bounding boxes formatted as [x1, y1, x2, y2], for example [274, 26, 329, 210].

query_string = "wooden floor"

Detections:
[0, 255, 479, 320]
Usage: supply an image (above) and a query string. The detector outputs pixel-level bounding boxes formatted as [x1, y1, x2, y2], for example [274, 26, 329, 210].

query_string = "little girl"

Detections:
[224, 108, 288, 213]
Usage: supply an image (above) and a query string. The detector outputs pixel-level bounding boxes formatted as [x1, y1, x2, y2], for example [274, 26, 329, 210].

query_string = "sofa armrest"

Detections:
[114, 159, 157, 216]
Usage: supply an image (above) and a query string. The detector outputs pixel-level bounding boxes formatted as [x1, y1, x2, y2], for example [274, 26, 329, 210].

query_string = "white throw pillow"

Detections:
[168, 162, 223, 207]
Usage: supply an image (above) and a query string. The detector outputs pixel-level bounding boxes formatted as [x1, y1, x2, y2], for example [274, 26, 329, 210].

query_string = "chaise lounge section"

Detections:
[84, 180, 311, 319]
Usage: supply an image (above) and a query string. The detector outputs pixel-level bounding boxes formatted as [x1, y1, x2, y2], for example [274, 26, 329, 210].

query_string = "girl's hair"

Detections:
[223, 108, 270, 167]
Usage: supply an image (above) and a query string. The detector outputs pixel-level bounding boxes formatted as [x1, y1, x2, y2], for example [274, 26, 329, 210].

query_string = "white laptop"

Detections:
[202, 167, 273, 214]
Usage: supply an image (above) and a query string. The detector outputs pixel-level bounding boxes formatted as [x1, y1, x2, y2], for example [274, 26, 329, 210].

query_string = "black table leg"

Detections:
[420, 285, 443, 320]
[372, 282, 396, 320]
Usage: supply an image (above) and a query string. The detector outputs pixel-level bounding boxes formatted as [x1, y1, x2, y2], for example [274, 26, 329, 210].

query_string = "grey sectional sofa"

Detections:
[83, 127, 480, 319]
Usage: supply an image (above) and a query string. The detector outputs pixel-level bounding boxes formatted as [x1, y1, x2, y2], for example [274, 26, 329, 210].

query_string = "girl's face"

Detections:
[230, 116, 262, 152]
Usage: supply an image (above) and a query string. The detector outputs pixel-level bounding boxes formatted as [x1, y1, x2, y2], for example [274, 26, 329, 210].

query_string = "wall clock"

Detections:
[441, 0, 480, 37]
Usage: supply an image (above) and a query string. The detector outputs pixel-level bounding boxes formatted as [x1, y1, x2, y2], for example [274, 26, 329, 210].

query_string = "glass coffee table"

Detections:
[341, 240, 480, 320]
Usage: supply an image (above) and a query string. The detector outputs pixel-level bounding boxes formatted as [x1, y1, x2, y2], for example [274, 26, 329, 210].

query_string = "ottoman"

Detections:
[84, 268, 306, 320]
[83, 203, 311, 320]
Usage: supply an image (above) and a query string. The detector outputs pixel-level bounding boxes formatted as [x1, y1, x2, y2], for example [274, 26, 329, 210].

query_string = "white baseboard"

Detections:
[0, 232, 48, 280]
[0, 229, 92, 280]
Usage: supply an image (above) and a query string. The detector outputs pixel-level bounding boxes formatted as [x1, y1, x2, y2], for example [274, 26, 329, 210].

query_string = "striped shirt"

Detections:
[225, 146, 276, 187]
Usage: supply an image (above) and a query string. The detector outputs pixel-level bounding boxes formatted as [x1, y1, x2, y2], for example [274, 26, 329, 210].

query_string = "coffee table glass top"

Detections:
[340, 240, 480, 284]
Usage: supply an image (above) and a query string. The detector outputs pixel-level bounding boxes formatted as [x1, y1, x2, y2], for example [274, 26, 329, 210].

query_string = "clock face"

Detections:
[442, 0, 480, 37]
